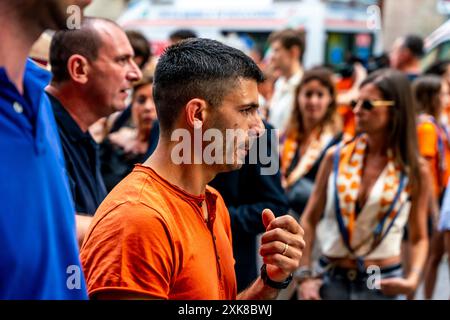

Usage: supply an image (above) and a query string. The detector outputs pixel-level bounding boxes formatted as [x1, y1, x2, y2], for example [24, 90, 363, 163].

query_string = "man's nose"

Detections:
[249, 113, 265, 138]
[127, 59, 142, 82]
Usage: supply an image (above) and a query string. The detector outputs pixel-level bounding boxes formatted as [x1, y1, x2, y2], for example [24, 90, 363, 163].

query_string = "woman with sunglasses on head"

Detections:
[413, 75, 450, 299]
[296, 69, 430, 300]
[280, 67, 343, 217]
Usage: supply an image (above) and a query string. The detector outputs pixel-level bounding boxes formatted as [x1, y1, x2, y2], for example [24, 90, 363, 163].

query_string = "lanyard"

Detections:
[332, 143, 407, 271]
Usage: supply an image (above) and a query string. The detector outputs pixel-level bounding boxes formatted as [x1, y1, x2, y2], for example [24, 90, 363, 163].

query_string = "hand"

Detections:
[380, 277, 417, 296]
[109, 128, 136, 149]
[259, 209, 305, 282]
[297, 278, 322, 300]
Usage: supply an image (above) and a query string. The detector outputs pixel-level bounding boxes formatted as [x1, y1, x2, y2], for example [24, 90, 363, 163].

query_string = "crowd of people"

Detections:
[1, 0, 450, 300]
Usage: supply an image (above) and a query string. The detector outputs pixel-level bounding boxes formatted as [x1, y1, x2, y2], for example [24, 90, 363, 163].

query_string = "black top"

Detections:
[100, 120, 159, 192]
[284, 132, 343, 216]
[48, 93, 107, 216]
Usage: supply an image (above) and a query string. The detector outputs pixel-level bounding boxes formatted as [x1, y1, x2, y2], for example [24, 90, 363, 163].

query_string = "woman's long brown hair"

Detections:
[285, 67, 339, 141]
[413, 75, 443, 120]
[361, 69, 421, 196]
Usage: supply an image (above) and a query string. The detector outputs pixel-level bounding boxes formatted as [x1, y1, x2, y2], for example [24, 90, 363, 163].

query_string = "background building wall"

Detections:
[84, 0, 129, 20]
[383, 0, 446, 50]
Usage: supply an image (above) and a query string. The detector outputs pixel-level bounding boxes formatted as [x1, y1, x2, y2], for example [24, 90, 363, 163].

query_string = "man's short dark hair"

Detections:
[49, 17, 118, 83]
[403, 34, 424, 58]
[153, 38, 264, 136]
[169, 29, 198, 43]
[424, 59, 450, 76]
[268, 28, 305, 62]
[126, 30, 151, 69]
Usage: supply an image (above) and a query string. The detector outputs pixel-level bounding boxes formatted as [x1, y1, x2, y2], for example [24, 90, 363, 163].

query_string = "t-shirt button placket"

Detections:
[13, 101, 24, 114]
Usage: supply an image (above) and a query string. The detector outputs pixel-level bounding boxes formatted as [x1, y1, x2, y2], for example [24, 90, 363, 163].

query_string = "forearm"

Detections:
[406, 236, 429, 285]
[295, 153, 330, 268]
[406, 161, 431, 284]
[237, 277, 279, 300]
[298, 219, 316, 268]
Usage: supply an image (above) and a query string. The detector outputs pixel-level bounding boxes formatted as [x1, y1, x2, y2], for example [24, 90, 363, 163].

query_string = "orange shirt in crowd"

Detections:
[337, 105, 356, 140]
[417, 118, 450, 199]
[80, 165, 237, 300]
[336, 77, 356, 140]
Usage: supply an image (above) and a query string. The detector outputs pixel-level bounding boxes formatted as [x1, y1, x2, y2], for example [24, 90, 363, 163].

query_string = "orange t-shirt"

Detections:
[336, 77, 356, 141]
[417, 120, 450, 198]
[337, 105, 356, 140]
[80, 165, 237, 300]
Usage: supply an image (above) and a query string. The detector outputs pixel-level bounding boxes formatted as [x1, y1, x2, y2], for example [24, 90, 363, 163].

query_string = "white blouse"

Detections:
[316, 166, 411, 260]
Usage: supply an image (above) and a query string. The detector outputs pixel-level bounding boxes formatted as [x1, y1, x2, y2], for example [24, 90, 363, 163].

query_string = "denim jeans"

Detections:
[319, 264, 405, 300]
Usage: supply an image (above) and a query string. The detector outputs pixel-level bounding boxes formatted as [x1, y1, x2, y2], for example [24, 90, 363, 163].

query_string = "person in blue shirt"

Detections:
[46, 18, 142, 245]
[0, 0, 91, 299]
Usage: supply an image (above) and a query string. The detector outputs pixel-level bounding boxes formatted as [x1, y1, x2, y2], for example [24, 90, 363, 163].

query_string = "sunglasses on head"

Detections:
[350, 99, 395, 111]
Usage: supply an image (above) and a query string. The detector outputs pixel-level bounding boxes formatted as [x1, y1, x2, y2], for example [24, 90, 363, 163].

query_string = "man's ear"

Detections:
[290, 46, 301, 61]
[67, 54, 90, 84]
[185, 98, 208, 129]
[402, 48, 413, 62]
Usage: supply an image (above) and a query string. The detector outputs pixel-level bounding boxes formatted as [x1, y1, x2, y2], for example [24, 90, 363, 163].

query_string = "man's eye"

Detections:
[117, 57, 129, 65]
[136, 96, 146, 104]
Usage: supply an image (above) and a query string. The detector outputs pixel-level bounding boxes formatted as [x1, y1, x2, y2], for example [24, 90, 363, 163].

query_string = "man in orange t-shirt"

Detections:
[80, 38, 305, 300]
[81, 164, 238, 299]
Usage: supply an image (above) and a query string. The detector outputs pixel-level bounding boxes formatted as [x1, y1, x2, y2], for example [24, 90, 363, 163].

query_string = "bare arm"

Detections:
[299, 148, 334, 268]
[404, 162, 430, 287]
[296, 149, 334, 300]
[237, 277, 279, 300]
[380, 161, 430, 295]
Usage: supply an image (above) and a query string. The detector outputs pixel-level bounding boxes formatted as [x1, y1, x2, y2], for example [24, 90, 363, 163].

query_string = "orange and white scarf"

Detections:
[334, 134, 409, 255]
[281, 125, 335, 188]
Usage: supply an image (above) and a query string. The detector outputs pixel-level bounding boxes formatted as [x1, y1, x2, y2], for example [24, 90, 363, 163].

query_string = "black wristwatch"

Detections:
[260, 264, 293, 289]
